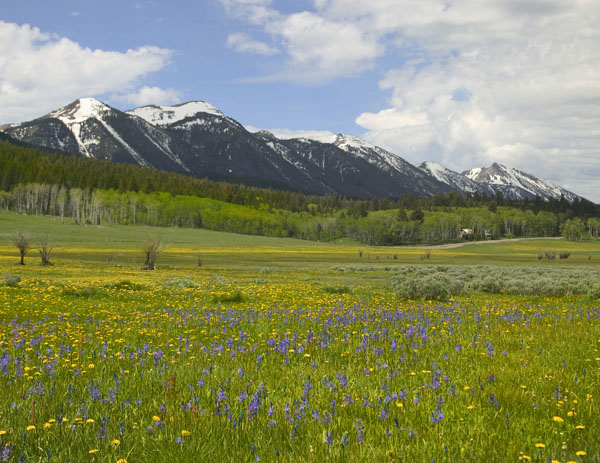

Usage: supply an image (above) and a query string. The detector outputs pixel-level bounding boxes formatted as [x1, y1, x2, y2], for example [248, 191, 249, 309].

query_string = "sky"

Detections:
[1, 0, 598, 202]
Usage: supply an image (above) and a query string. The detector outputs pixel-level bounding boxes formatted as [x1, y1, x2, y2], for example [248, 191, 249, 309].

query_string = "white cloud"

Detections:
[0, 21, 175, 124]
[219, 1, 382, 84]
[112, 86, 181, 107]
[227, 32, 278, 55]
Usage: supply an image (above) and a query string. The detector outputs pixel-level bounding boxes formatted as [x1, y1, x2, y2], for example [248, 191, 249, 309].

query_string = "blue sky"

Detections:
[1, 1, 599, 201]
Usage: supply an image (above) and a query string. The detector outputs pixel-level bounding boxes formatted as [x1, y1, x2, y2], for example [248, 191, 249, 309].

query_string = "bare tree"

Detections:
[38, 236, 54, 266]
[12, 230, 32, 265]
[142, 236, 162, 270]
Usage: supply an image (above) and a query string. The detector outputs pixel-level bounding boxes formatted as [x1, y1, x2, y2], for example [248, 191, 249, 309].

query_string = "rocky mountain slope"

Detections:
[2, 98, 581, 201]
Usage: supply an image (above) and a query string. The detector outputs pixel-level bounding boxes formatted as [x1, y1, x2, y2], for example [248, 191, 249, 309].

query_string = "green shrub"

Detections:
[212, 290, 247, 304]
[3, 274, 21, 287]
[62, 287, 106, 299]
[107, 280, 148, 291]
[161, 278, 198, 289]
[394, 275, 450, 301]
[323, 285, 351, 295]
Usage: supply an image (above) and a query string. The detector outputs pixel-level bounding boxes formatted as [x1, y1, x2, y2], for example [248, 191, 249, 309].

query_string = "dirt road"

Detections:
[408, 236, 563, 250]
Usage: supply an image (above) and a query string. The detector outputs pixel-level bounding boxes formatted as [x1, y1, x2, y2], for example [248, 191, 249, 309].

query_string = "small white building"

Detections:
[459, 228, 473, 239]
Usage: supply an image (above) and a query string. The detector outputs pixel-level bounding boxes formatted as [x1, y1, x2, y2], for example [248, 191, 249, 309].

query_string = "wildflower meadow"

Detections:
[0, 212, 599, 462]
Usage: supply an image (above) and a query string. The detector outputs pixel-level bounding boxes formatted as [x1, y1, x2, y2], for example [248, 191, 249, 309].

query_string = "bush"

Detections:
[394, 275, 450, 301]
[3, 274, 21, 287]
[108, 280, 148, 291]
[587, 283, 600, 299]
[392, 264, 599, 298]
[212, 290, 247, 304]
[258, 267, 274, 274]
[323, 285, 351, 295]
[161, 278, 198, 289]
[62, 287, 106, 298]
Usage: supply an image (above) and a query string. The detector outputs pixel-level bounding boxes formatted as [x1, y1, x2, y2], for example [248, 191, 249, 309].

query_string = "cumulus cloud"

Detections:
[112, 86, 181, 107]
[227, 32, 278, 55]
[0, 21, 175, 124]
[219, 0, 382, 84]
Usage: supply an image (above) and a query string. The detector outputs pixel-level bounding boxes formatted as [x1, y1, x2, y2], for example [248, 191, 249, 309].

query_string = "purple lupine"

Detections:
[354, 420, 364, 444]
[0, 353, 9, 376]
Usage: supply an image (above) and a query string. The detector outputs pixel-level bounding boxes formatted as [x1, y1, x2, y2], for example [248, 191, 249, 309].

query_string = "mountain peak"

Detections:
[48, 98, 112, 124]
[127, 100, 224, 126]
[418, 161, 494, 196]
[462, 163, 579, 201]
[333, 133, 377, 151]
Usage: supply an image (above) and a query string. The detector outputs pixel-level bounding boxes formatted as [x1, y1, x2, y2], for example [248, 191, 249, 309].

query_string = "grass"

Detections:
[0, 211, 599, 462]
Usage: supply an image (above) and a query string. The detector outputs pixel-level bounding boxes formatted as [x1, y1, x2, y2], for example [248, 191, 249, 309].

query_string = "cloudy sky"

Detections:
[1, 0, 598, 201]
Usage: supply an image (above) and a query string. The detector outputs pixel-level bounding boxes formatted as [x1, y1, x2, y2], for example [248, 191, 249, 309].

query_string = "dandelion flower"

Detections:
[0, 430, 7, 435]
[576, 451, 587, 456]
[181, 430, 191, 436]
[43, 422, 52, 429]
[117, 459, 127, 463]
[396, 402, 403, 408]
[26, 425, 36, 431]
[535, 443, 545, 448]
[553, 416, 564, 423]
[575, 425, 585, 430]
[152, 416, 161, 422]
[89, 449, 98, 454]
[112, 439, 120, 446]
[86, 419, 95, 424]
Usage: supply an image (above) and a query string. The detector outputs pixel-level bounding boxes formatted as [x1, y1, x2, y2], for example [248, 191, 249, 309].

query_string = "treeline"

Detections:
[1, 136, 599, 218]
[2, 183, 599, 244]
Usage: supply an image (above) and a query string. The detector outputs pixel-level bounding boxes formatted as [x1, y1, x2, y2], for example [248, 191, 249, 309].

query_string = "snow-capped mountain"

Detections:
[418, 161, 495, 196]
[462, 162, 579, 202]
[1, 98, 581, 201]
[127, 101, 226, 126]
[2, 98, 451, 198]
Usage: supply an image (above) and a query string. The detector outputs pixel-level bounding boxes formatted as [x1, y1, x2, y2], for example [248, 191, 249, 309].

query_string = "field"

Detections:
[1, 211, 599, 462]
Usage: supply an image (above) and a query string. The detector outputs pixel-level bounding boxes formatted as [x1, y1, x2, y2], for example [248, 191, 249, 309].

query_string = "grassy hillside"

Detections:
[1, 211, 599, 270]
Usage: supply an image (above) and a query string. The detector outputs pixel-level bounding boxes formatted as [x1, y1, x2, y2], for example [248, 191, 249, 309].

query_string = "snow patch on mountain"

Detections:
[418, 161, 493, 195]
[128, 101, 223, 126]
[49, 98, 111, 124]
[463, 163, 579, 201]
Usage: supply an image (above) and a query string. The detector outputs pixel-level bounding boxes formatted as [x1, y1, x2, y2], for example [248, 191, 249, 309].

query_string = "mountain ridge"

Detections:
[1, 98, 582, 202]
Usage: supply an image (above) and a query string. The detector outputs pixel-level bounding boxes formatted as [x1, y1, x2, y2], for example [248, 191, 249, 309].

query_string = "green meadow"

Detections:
[0, 210, 599, 462]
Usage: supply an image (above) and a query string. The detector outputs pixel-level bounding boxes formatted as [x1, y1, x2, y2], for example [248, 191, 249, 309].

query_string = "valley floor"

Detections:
[0, 212, 599, 462]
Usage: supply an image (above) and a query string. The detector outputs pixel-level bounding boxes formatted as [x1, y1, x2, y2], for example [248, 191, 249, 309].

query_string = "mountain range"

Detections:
[0, 98, 581, 202]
